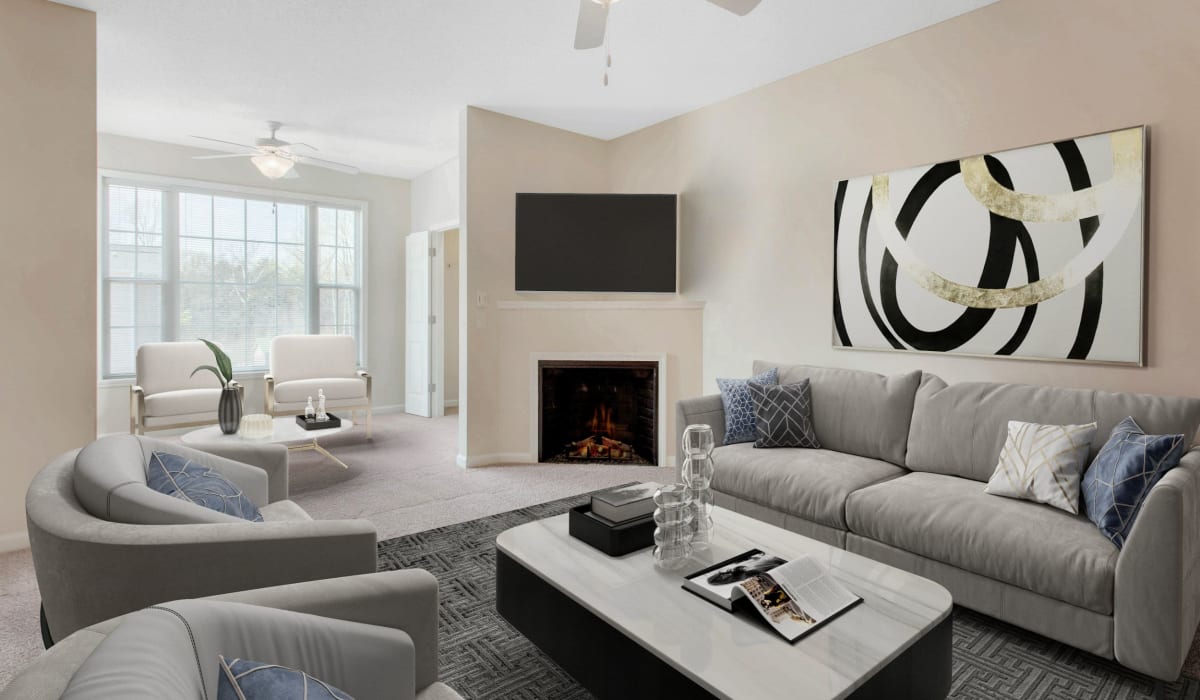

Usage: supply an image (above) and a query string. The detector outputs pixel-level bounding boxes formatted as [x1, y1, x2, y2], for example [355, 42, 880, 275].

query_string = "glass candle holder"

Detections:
[652, 483, 694, 569]
[680, 424, 716, 549]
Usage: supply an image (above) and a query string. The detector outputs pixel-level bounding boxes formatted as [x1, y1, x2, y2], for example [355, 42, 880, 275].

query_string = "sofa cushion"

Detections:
[906, 374, 1200, 482]
[146, 452, 263, 523]
[716, 367, 778, 445]
[143, 388, 221, 417]
[846, 472, 1118, 613]
[275, 377, 368, 404]
[74, 435, 248, 525]
[711, 443, 905, 530]
[748, 380, 819, 449]
[984, 420, 1098, 514]
[1082, 417, 1188, 548]
[136, 341, 223, 396]
[270, 335, 359, 383]
[751, 362, 921, 465]
[218, 655, 353, 700]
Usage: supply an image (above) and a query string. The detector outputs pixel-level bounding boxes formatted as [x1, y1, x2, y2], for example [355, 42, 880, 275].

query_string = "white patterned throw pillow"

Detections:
[984, 421, 1098, 514]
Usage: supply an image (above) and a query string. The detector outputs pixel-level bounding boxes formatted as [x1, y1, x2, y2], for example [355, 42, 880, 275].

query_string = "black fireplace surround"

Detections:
[538, 360, 658, 466]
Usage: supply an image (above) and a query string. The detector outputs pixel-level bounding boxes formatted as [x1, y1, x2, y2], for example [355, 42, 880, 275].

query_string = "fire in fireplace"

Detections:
[538, 360, 658, 466]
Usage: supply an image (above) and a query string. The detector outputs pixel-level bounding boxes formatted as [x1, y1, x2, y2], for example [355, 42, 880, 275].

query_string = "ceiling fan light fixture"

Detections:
[251, 152, 295, 180]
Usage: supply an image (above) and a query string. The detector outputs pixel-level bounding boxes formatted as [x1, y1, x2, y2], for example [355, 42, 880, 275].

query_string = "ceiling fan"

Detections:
[190, 122, 360, 180]
[575, 0, 762, 84]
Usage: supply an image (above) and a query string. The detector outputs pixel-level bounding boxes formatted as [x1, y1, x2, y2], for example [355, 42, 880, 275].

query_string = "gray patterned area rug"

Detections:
[376, 490, 1200, 700]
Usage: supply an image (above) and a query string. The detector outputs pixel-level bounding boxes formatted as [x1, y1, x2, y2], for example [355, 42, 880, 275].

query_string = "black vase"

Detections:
[218, 386, 242, 435]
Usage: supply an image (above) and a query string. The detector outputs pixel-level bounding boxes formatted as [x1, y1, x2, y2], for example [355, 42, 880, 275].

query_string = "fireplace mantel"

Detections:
[530, 352, 668, 468]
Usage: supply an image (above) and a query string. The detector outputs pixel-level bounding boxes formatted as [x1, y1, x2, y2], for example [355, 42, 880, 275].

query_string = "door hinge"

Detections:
[429, 314, 437, 324]
[429, 247, 436, 257]
[429, 383, 436, 393]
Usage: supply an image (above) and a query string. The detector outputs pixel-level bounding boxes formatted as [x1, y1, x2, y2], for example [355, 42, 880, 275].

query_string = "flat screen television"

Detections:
[515, 193, 677, 293]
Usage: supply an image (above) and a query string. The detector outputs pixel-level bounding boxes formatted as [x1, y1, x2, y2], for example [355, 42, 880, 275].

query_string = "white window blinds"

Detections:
[100, 176, 364, 379]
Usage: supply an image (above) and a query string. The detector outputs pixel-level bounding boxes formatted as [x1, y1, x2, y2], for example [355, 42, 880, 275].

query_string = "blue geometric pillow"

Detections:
[716, 367, 779, 445]
[1081, 417, 1186, 548]
[218, 656, 354, 700]
[146, 451, 263, 523]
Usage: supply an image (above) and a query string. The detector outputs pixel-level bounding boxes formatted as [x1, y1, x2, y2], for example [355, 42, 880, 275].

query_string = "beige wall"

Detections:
[462, 108, 703, 465]
[0, 0, 97, 547]
[411, 158, 460, 232]
[609, 0, 1200, 400]
[96, 134, 411, 434]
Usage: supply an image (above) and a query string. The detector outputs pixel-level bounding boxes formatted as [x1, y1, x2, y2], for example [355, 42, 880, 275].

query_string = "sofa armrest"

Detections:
[1113, 447, 1200, 681]
[676, 394, 726, 458]
[185, 440, 289, 503]
[210, 570, 440, 691]
[32, 515, 378, 641]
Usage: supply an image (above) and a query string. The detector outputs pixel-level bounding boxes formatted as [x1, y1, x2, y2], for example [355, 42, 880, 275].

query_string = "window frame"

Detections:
[97, 170, 369, 384]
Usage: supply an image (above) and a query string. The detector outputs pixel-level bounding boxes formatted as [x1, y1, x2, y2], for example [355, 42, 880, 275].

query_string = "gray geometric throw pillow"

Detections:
[747, 380, 820, 449]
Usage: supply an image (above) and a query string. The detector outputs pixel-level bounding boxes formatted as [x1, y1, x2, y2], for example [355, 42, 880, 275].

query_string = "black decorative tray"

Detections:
[296, 413, 342, 430]
[568, 504, 655, 557]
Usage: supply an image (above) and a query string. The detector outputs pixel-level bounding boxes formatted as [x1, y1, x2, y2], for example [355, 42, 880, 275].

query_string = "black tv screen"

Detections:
[515, 193, 677, 293]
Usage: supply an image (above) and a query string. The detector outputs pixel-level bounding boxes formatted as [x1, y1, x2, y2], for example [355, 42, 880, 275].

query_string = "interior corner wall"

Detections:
[0, 0, 97, 547]
[461, 107, 703, 465]
[607, 0, 1200, 401]
[411, 158, 460, 232]
[95, 134, 412, 434]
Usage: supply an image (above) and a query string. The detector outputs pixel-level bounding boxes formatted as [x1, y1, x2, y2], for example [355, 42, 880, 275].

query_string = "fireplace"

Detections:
[537, 359, 660, 466]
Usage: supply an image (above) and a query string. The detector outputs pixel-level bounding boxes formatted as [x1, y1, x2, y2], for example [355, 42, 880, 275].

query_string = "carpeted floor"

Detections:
[377, 490, 1200, 700]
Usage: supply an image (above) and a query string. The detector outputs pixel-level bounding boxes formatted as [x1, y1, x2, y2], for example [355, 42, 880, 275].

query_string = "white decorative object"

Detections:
[239, 414, 274, 441]
[985, 420, 1099, 514]
[305, 396, 316, 421]
[680, 424, 716, 549]
[317, 389, 328, 421]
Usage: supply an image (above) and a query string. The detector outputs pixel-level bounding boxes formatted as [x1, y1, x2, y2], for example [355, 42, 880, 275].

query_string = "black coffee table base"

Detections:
[496, 549, 952, 699]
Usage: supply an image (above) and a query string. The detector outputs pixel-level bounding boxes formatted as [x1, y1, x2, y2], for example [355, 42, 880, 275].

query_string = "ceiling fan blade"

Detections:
[282, 167, 301, 180]
[295, 155, 359, 175]
[574, 0, 607, 49]
[189, 135, 259, 152]
[192, 153, 255, 160]
[706, 0, 762, 16]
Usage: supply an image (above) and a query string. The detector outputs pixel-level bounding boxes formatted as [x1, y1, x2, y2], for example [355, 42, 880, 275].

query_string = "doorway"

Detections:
[405, 225, 461, 418]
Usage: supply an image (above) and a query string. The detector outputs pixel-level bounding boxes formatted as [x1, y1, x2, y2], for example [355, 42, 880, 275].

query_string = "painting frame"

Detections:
[832, 125, 1148, 367]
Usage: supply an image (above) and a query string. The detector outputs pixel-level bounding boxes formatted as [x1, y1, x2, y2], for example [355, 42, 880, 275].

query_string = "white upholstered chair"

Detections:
[130, 341, 235, 434]
[266, 335, 371, 436]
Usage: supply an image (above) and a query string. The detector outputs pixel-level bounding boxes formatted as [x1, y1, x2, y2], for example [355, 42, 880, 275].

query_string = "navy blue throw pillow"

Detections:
[218, 656, 354, 700]
[1081, 417, 1186, 548]
[147, 451, 263, 523]
[716, 367, 779, 445]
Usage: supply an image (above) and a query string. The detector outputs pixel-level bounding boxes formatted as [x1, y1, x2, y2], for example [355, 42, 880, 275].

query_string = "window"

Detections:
[100, 175, 365, 379]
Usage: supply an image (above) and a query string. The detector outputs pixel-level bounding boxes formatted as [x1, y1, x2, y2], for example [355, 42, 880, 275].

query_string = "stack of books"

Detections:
[569, 482, 660, 556]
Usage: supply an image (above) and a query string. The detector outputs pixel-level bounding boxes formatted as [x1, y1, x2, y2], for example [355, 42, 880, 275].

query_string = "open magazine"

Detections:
[682, 549, 861, 642]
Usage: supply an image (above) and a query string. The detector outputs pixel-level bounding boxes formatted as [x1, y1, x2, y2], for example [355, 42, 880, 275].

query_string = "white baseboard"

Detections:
[0, 530, 29, 554]
[444, 399, 459, 408]
[458, 452, 536, 467]
[372, 404, 406, 415]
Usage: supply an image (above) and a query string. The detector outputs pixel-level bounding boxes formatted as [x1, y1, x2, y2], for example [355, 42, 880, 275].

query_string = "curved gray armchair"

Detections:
[26, 435, 378, 643]
[2, 571, 463, 700]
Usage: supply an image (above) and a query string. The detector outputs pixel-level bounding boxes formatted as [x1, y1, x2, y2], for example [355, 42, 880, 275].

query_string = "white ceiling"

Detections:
[55, 0, 996, 179]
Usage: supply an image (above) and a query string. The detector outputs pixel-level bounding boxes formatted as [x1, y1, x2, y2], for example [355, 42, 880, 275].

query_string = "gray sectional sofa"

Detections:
[676, 361, 1200, 683]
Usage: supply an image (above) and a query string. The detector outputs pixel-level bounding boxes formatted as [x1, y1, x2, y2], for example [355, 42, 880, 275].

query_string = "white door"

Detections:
[405, 230, 432, 417]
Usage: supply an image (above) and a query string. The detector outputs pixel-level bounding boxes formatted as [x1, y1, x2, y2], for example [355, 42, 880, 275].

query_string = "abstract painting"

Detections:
[833, 126, 1145, 364]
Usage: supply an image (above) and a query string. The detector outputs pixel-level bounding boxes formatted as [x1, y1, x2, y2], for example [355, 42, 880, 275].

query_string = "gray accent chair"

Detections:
[677, 361, 1200, 684]
[27, 434, 377, 643]
[1, 571, 462, 700]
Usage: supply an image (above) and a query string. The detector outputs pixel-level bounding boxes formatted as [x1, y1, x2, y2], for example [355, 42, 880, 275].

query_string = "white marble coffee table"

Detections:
[496, 506, 952, 699]
[181, 416, 355, 469]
